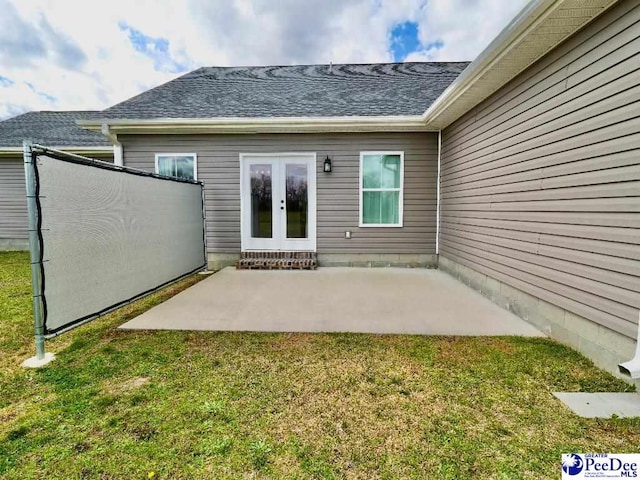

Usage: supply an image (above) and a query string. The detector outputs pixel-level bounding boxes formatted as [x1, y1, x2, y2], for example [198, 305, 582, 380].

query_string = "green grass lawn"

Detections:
[0, 251, 638, 479]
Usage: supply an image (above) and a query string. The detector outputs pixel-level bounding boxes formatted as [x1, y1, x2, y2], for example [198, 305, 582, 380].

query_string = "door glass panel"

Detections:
[250, 164, 272, 238]
[285, 163, 308, 239]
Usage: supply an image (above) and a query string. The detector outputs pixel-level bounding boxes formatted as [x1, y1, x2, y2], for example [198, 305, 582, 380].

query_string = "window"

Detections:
[360, 152, 403, 227]
[155, 153, 197, 180]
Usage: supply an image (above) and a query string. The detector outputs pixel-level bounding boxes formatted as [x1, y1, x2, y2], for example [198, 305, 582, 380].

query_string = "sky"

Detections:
[0, 0, 528, 120]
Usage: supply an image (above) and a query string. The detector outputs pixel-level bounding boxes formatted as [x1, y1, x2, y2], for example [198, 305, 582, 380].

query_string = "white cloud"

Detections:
[0, 0, 529, 119]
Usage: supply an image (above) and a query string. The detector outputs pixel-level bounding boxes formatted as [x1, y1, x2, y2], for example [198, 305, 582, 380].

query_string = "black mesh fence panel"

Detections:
[32, 151, 206, 336]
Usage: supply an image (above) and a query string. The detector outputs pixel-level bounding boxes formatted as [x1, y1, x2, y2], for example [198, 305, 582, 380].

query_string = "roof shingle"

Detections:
[0, 111, 111, 148]
[101, 62, 470, 119]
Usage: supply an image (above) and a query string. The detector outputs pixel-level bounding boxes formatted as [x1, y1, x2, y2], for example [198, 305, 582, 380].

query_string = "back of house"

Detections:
[1, 0, 639, 379]
[80, 62, 468, 269]
[77, 0, 640, 377]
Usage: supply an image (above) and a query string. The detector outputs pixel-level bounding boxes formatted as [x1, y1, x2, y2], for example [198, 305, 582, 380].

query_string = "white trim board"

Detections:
[359, 151, 404, 228]
[78, 116, 432, 135]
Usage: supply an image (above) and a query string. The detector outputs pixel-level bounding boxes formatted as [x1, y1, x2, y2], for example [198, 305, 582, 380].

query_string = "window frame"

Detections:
[359, 151, 404, 228]
[154, 153, 198, 181]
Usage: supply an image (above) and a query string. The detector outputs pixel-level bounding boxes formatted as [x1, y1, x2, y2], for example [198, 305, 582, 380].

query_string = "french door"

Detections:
[240, 153, 316, 251]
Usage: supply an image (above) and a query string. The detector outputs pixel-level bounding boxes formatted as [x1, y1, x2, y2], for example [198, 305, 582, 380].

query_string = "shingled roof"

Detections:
[101, 62, 470, 119]
[0, 111, 111, 148]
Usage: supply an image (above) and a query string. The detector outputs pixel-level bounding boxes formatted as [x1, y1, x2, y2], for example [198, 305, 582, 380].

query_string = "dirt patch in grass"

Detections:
[0, 404, 25, 424]
[268, 332, 315, 351]
[102, 377, 151, 395]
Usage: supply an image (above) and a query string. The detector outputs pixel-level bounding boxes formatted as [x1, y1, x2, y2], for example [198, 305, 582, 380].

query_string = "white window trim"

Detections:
[359, 151, 404, 228]
[154, 153, 198, 181]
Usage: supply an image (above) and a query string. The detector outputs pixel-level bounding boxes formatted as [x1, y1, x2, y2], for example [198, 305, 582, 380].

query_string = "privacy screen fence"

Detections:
[24, 143, 206, 346]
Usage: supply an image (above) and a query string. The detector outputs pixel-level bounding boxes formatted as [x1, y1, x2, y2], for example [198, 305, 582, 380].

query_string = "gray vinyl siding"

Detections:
[439, 0, 640, 339]
[120, 132, 438, 254]
[0, 154, 114, 242]
[0, 157, 28, 239]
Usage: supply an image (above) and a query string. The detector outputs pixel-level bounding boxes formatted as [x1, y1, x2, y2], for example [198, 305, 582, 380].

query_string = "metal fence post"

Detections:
[22, 141, 54, 367]
[200, 183, 210, 273]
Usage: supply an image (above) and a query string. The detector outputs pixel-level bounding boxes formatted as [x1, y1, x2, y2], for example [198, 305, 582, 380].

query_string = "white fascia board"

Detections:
[76, 115, 433, 134]
[422, 0, 617, 129]
[422, 0, 557, 123]
[0, 146, 114, 158]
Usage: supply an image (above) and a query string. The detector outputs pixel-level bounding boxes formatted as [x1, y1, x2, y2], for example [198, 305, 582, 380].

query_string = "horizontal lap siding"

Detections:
[120, 132, 438, 254]
[440, 0, 640, 339]
[1, 154, 114, 241]
[0, 157, 28, 239]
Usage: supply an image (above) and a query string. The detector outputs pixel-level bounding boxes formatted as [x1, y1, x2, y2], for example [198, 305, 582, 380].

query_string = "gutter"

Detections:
[101, 124, 123, 166]
[77, 115, 433, 135]
[0, 146, 113, 158]
[72, 2, 617, 138]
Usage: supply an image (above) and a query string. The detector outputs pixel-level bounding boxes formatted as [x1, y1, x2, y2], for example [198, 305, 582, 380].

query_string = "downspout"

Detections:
[619, 312, 640, 379]
[101, 124, 123, 166]
[436, 130, 442, 257]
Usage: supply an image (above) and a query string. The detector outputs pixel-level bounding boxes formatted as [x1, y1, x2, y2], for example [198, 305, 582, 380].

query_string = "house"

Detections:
[0, 111, 114, 250]
[2, 0, 639, 374]
[79, 61, 469, 269]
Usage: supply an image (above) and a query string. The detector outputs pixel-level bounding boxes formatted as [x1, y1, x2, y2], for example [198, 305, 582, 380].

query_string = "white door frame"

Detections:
[240, 152, 317, 252]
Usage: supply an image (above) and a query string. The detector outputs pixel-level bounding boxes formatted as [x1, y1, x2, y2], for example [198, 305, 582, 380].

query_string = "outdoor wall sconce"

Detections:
[323, 156, 332, 173]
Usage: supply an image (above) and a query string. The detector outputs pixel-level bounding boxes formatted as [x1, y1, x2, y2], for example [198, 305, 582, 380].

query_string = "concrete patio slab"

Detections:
[120, 267, 545, 336]
[553, 392, 640, 418]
